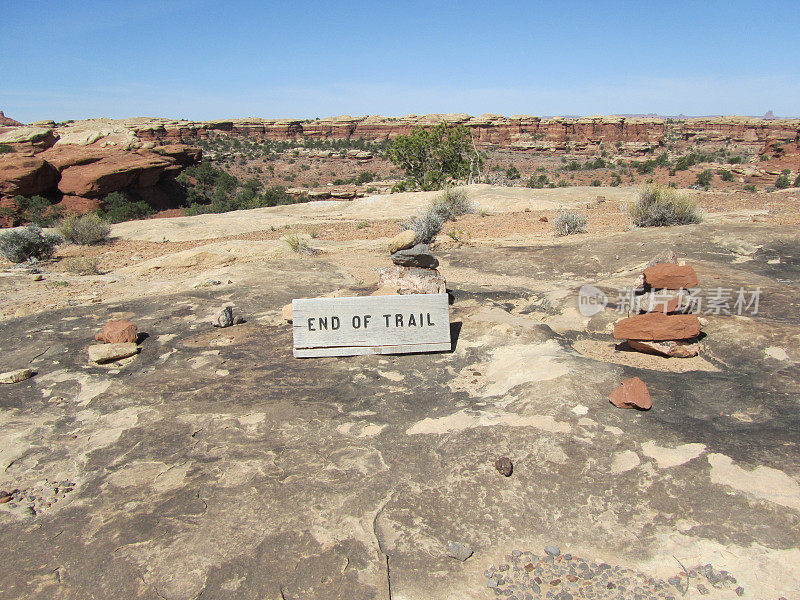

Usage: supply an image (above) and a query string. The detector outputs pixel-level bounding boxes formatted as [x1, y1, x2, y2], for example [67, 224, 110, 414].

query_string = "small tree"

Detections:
[386, 123, 477, 191]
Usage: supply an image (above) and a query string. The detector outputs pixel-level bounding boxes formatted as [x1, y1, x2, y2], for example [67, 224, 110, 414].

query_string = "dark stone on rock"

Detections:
[391, 243, 439, 269]
[212, 306, 234, 328]
[495, 456, 513, 476]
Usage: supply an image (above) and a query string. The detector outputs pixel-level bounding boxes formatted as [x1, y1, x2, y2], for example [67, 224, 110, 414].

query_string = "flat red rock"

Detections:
[613, 312, 701, 341]
[609, 377, 652, 410]
[643, 263, 699, 290]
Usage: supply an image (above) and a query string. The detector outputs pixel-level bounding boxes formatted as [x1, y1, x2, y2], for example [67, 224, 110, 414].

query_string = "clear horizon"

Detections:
[3, 0, 799, 123]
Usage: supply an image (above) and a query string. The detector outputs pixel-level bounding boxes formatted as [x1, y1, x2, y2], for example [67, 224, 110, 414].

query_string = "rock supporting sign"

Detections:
[292, 293, 451, 357]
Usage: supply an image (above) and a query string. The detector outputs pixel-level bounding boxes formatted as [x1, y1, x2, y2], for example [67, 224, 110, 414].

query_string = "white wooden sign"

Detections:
[292, 293, 451, 357]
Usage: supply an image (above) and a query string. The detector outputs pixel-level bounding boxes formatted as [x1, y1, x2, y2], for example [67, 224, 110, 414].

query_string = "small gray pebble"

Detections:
[445, 541, 473, 562]
[544, 545, 561, 557]
[512, 550, 522, 558]
[697, 583, 709, 595]
[487, 578, 498, 589]
[735, 587, 744, 597]
[499, 564, 509, 572]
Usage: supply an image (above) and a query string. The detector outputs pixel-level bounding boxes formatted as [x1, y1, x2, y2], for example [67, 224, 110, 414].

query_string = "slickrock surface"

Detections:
[1, 186, 799, 599]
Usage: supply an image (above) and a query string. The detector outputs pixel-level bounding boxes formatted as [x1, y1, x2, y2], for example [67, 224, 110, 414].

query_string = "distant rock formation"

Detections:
[0, 119, 201, 226]
[0, 111, 23, 127]
[1, 112, 798, 227]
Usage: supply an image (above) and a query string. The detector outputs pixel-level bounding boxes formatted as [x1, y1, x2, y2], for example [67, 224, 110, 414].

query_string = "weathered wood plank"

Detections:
[292, 293, 450, 357]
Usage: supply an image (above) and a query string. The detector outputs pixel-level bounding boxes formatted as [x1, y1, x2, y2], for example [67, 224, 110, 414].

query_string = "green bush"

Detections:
[629, 184, 702, 227]
[58, 213, 111, 245]
[794, 174, 800, 188]
[0, 143, 14, 154]
[98, 192, 155, 223]
[527, 174, 549, 188]
[744, 184, 757, 192]
[13, 195, 61, 226]
[553, 211, 587, 236]
[0, 225, 62, 263]
[717, 169, 734, 182]
[696, 170, 714, 188]
[591, 179, 602, 187]
[386, 123, 476, 191]
[775, 173, 791, 189]
[354, 171, 376, 185]
[506, 165, 521, 180]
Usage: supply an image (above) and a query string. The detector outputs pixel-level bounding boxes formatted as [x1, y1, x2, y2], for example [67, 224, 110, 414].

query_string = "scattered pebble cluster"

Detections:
[0, 479, 76, 518]
[485, 547, 747, 599]
[670, 563, 745, 597]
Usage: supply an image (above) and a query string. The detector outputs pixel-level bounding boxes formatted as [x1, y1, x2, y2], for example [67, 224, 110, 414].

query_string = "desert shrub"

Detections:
[584, 157, 607, 170]
[610, 173, 622, 187]
[13, 195, 61, 226]
[402, 209, 446, 244]
[695, 170, 714, 188]
[0, 225, 62, 263]
[98, 192, 155, 223]
[629, 184, 702, 227]
[744, 184, 757, 192]
[63, 256, 99, 275]
[506, 165, 521, 180]
[775, 173, 791, 189]
[553, 211, 587, 236]
[0, 143, 13, 154]
[427, 188, 475, 222]
[674, 152, 709, 171]
[390, 181, 410, 193]
[400, 188, 473, 244]
[794, 174, 800, 188]
[283, 231, 316, 255]
[354, 171, 376, 185]
[527, 174, 549, 188]
[717, 169, 734, 181]
[591, 179, 602, 187]
[58, 213, 111, 245]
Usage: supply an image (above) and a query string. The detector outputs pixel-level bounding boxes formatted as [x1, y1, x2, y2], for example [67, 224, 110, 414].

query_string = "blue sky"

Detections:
[2, 0, 799, 122]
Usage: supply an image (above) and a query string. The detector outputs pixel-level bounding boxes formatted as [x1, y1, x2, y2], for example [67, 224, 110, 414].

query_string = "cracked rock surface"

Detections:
[1, 201, 799, 599]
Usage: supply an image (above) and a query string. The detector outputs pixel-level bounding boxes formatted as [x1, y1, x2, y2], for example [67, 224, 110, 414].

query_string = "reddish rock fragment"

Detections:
[643, 263, 699, 290]
[627, 339, 700, 358]
[95, 320, 138, 344]
[609, 377, 652, 410]
[494, 457, 513, 477]
[613, 313, 701, 341]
